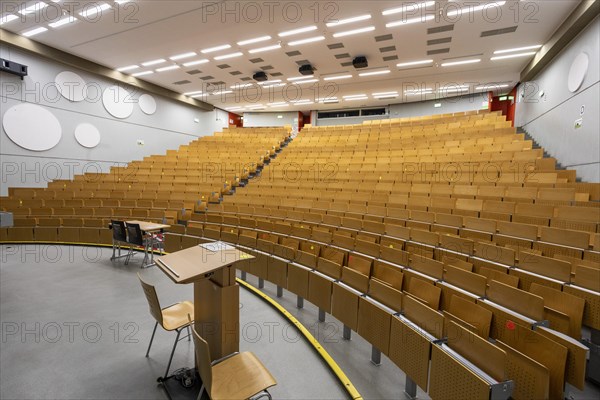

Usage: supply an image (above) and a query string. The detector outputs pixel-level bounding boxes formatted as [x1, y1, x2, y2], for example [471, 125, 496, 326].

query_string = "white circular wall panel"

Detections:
[102, 86, 134, 119]
[55, 71, 87, 102]
[2, 103, 62, 151]
[74, 123, 101, 148]
[138, 94, 157, 115]
[567, 52, 589, 93]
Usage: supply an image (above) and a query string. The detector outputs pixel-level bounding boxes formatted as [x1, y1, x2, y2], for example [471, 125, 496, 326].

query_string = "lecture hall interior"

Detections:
[0, 1, 599, 399]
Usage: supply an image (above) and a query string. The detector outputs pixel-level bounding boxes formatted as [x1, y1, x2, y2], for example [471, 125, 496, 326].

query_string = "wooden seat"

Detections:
[191, 326, 276, 400]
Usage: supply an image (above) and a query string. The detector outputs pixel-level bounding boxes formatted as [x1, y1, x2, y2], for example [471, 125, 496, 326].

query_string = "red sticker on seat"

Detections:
[506, 320, 516, 330]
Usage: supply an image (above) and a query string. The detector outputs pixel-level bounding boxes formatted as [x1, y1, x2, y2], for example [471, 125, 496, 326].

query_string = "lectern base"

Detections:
[161, 369, 208, 400]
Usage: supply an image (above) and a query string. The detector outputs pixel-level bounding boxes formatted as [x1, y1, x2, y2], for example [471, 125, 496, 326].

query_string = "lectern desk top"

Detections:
[126, 220, 170, 232]
[156, 242, 254, 284]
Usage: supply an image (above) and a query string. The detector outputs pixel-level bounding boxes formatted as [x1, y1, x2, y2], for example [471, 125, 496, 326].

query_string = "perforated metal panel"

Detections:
[563, 286, 600, 330]
[389, 317, 431, 390]
[357, 297, 391, 355]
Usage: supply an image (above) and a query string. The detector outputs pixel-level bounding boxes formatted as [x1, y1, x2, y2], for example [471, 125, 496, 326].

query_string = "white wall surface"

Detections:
[243, 111, 297, 128]
[0, 45, 229, 196]
[515, 16, 600, 182]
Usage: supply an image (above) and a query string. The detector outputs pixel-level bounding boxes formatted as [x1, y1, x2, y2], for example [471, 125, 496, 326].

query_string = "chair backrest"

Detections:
[111, 220, 127, 242]
[137, 274, 163, 326]
[126, 223, 144, 246]
[191, 326, 213, 396]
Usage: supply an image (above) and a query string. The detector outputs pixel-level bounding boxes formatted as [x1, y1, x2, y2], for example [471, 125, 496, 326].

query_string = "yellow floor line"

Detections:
[237, 278, 363, 400]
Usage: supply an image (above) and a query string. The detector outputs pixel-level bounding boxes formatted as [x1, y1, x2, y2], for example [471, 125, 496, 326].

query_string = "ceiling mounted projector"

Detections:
[299, 64, 314, 75]
[352, 56, 368, 69]
[253, 71, 268, 82]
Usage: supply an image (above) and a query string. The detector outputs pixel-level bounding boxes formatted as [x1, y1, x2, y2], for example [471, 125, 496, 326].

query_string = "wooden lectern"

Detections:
[155, 242, 254, 360]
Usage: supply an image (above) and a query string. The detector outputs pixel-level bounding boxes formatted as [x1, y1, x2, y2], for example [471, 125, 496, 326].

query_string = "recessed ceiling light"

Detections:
[382, 1, 435, 15]
[405, 88, 433, 94]
[317, 97, 338, 101]
[494, 45, 542, 54]
[116, 65, 139, 72]
[170, 52, 197, 61]
[237, 36, 271, 46]
[323, 74, 352, 81]
[258, 79, 282, 85]
[131, 71, 154, 77]
[491, 52, 536, 61]
[278, 25, 317, 37]
[359, 69, 391, 77]
[447, 1, 506, 17]
[439, 86, 469, 92]
[211, 90, 233, 95]
[190, 93, 204, 98]
[248, 44, 281, 54]
[475, 84, 510, 90]
[184, 90, 203, 96]
[288, 75, 313, 81]
[332, 26, 375, 38]
[405, 90, 433, 96]
[397, 59, 433, 67]
[326, 14, 371, 27]
[343, 94, 367, 99]
[214, 52, 243, 60]
[386, 14, 434, 28]
[114, 0, 130, 4]
[230, 83, 256, 89]
[0, 14, 19, 25]
[441, 59, 481, 67]
[373, 91, 398, 96]
[156, 65, 180, 72]
[200, 44, 231, 54]
[263, 83, 286, 88]
[19, 2, 48, 15]
[345, 96, 369, 101]
[288, 36, 325, 46]
[142, 59, 166, 67]
[49, 16, 77, 28]
[294, 79, 319, 85]
[182, 59, 209, 67]
[79, 3, 111, 18]
[268, 102, 288, 106]
[22, 27, 48, 37]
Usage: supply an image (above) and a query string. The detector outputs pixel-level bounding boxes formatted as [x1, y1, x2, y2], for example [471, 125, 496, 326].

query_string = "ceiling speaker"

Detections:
[352, 56, 368, 69]
[253, 71, 268, 82]
[299, 64, 314, 75]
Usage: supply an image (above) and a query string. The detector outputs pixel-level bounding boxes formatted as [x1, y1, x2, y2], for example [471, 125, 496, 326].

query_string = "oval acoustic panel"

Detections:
[102, 86, 134, 119]
[74, 123, 101, 148]
[138, 94, 157, 115]
[55, 71, 87, 102]
[567, 52, 589, 93]
[2, 103, 62, 151]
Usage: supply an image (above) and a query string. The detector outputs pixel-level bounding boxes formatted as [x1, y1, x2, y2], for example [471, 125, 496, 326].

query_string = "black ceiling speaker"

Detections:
[253, 71, 268, 81]
[352, 56, 368, 69]
[299, 64, 314, 75]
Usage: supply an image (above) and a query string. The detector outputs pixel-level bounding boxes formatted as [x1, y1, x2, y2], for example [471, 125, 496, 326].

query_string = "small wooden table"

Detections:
[155, 242, 255, 360]
[127, 220, 170, 268]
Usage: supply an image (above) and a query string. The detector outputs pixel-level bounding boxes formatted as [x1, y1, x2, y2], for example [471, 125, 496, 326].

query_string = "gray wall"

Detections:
[243, 111, 298, 128]
[312, 93, 486, 126]
[515, 16, 599, 183]
[0, 45, 229, 196]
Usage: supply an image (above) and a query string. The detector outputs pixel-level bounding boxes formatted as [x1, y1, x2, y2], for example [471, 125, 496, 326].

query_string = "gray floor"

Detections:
[1, 245, 599, 400]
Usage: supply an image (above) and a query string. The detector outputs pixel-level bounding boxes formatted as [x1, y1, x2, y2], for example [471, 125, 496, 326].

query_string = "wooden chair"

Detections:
[191, 325, 276, 400]
[137, 274, 194, 380]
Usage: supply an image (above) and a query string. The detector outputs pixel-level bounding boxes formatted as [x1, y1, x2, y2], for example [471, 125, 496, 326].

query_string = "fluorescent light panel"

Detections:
[386, 15, 434, 28]
[156, 65, 180, 72]
[211, 90, 233, 95]
[19, 2, 48, 15]
[475, 84, 510, 90]
[345, 97, 368, 101]
[182, 59, 209, 67]
[288, 36, 325, 46]
[294, 79, 319, 84]
[142, 59, 166, 66]
[373, 91, 398, 96]
[343, 94, 366, 98]
[441, 59, 480, 67]
[237, 36, 271, 46]
[116, 65, 139, 72]
[79, 3, 111, 17]
[184, 90, 203, 95]
[359, 70, 390, 76]
[382, 1, 434, 15]
[491, 52, 536, 61]
[22, 26, 47, 37]
[494, 45, 542, 54]
[333, 26, 375, 38]
[397, 59, 433, 67]
[49, 16, 77, 27]
[214, 52, 243, 60]
[288, 75, 313, 81]
[278, 25, 317, 37]
[201, 44, 231, 53]
[0, 14, 19, 25]
[132, 71, 153, 77]
[258, 80, 282, 85]
[248, 44, 281, 54]
[447, 1, 506, 17]
[323, 74, 352, 81]
[326, 14, 371, 27]
[170, 52, 197, 61]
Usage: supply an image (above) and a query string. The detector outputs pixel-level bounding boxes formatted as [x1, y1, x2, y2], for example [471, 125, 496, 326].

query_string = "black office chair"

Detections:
[125, 223, 149, 266]
[110, 220, 128, 260]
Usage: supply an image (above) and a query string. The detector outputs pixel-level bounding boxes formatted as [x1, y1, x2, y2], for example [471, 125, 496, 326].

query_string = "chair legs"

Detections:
[146, 321, 158, 357]
[197, 384, 205, 400]
[164, 329, 182, 378]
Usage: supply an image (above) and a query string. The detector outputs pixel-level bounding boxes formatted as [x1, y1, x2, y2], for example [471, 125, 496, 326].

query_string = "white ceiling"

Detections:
[1, 0, 579, 112]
